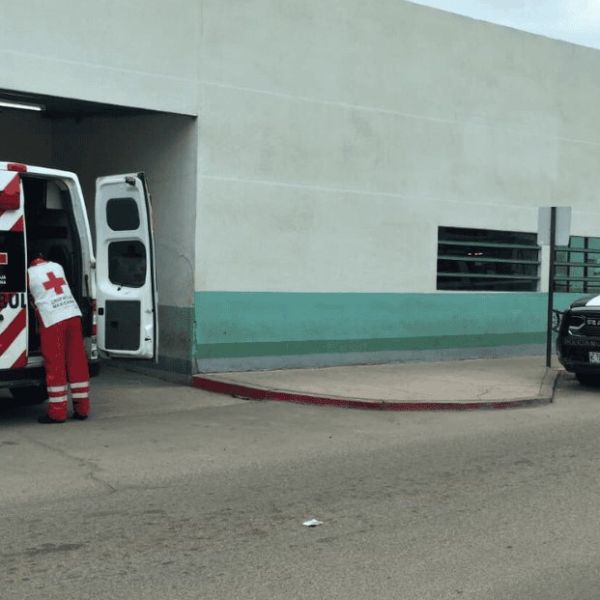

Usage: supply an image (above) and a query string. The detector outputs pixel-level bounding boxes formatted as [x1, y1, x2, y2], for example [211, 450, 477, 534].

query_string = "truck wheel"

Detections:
[9, 385, 48, 404]
[575, 373, 600, 386]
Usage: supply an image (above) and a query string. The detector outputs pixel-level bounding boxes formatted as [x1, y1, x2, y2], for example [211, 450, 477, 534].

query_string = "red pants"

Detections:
[40, 316, 90, 421]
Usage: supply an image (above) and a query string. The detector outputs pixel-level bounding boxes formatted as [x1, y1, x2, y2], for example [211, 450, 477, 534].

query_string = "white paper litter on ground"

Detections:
[302, 519, 323, 527]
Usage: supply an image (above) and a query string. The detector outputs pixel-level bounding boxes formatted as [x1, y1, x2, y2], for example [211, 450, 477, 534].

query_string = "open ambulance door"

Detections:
[95, 173, 158, 360]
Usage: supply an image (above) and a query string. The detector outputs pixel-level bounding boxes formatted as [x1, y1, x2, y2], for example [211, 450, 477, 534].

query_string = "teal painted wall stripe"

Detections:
[197, 333, 545, 359]
[194, 292, 581, 359]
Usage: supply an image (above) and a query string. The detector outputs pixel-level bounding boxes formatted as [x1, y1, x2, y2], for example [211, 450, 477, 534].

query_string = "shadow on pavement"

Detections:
[0, 393, 42, 426]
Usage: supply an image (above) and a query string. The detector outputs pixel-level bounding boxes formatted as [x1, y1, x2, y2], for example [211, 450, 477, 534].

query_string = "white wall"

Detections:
[196, 0, 600, 293]
[2, 0, 600, 299]
[0, 0, 199, 115]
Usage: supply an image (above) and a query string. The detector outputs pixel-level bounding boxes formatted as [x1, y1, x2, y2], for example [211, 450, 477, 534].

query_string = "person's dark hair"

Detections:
[28, 245, 44, 260]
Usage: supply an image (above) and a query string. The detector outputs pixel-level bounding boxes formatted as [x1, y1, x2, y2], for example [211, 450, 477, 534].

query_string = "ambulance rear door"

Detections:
[0, 166, 28, 370]
[95, 173, 158, 360]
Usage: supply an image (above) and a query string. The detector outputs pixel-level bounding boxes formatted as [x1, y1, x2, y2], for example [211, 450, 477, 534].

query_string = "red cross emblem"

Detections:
[43, 271, 66, 295]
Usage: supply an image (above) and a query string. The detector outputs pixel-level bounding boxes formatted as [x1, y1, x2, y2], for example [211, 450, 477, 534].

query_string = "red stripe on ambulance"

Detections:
[0, 210, 23, 231]
[0, 296, 28, 370]
[0, 175, 20, 210]
[11, 350, 27, 369]
[0, 308, 26, 354]
[0, 323, 28, 370]
[10, 216, 24, 232]
[0, 170, 28, 370]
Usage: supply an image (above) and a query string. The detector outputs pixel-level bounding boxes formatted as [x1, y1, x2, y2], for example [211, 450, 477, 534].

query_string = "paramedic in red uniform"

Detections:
[27, 255, 90, 423]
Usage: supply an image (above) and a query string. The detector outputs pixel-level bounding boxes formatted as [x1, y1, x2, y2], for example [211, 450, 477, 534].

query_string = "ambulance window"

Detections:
[106, 198, 140, 231]
[108, 241, 146, 288]
[46, 181, 68, 210]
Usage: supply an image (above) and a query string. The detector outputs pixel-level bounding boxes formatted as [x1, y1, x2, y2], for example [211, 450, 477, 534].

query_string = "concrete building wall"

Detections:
[195, 0, 600, 371]
[0, 0, 199, 115]
[0, 0, 200, 374]
[1, 1, 600, 373]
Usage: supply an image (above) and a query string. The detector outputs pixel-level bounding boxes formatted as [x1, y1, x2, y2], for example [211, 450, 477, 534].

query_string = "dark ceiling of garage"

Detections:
[0, 89, 157, 120]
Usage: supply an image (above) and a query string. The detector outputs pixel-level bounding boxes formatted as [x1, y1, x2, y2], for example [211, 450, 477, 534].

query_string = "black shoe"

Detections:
[38, 415, 65, 424]
[71, 412, 88, 421]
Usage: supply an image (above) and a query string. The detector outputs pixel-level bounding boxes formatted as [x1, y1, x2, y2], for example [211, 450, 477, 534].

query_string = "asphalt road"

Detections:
[2, 367, 600, 599]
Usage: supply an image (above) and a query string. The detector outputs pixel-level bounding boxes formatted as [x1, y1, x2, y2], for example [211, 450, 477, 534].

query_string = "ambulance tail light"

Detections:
[91, 300, 97, 336]
[7, 163, 27, 172]
[89, 299, 99, 360]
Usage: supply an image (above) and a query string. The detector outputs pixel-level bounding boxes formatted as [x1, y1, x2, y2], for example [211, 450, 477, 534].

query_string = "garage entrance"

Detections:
[0, 90, 198, 377]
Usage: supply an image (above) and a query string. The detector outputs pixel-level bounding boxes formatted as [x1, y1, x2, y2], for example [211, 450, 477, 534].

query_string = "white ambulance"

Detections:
[0, 161, 157, 402]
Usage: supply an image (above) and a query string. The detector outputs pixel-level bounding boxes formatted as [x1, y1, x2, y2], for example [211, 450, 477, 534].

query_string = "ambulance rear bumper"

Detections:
[0, 366, 47, 388]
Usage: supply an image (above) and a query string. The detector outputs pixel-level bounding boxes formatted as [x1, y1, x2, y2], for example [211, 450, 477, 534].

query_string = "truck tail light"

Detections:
[7, 163, 27, 172]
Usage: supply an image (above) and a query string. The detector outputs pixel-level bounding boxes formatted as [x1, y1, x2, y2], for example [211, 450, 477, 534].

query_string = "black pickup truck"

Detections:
[556, 295, 600, 385]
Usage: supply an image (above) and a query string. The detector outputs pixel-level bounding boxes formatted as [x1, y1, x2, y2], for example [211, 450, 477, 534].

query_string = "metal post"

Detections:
[546, 207, 556, 368]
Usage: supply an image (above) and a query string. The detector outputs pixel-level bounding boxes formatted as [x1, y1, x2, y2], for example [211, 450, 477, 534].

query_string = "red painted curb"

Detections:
[192, 375, 555, 411]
